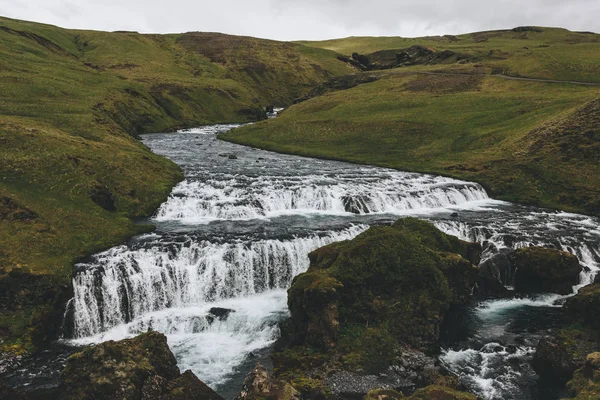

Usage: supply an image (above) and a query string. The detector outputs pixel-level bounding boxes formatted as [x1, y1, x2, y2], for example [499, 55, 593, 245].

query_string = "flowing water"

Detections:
[5, 125, 600, 399]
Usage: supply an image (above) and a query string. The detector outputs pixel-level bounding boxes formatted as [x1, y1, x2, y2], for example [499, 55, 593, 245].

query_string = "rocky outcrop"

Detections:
[277, 218, 481, 398]
[364, 385, 476, 400]
[513, 247, 582, 294]
[476, 249, 513, 296]
[565, 352, 600, 399]
[286, 218, 480, 351]
[236, 362, 299, 400]
[564, 283, 600, 329]
[58, 331, 223, 400]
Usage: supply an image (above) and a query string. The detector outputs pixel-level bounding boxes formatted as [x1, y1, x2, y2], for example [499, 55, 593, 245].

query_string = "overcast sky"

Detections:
[1, 0, 599, 41]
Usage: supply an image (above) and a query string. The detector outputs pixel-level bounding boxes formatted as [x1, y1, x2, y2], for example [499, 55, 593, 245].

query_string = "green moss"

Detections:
[408, 385, 477, 400]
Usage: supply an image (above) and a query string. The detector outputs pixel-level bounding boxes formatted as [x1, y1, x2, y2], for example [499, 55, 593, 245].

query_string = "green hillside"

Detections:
[297, 27, 600, 83]
[223, 27, 600, 216]
[0, 16, 353, 353]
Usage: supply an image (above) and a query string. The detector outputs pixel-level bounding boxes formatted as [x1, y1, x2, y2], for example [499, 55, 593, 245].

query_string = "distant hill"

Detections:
[297, 27, 600, 83]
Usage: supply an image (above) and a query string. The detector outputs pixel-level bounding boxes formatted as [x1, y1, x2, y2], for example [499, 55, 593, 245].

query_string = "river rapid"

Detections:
[5, 125, 600, 399]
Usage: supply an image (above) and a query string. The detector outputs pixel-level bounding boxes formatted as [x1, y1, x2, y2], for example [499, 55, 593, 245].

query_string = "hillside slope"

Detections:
[297, 27, 600, 83]
[0, 16, 353, 353]
[222, 29, 600, 216]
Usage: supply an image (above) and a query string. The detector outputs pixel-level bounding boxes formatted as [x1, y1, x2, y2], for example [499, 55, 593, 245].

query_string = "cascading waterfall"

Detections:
[71, 225, 367, 338]
[56, 125, 600, 399]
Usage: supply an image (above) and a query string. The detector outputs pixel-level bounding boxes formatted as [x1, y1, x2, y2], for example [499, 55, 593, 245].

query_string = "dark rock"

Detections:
[208, 307, 235, 321]
[0, 383, 29, 400]
[235, 362, 298, 400]
[512, 26, 543, 33]
[476, 249, 514, 296]
[564, 283, 600, 329]
[228, 154, 238, 160]
[513, 247, 582, 295]
[0, 196, 38, 221]
[58, 331, 224, 400]
[90, 181, 116, 212]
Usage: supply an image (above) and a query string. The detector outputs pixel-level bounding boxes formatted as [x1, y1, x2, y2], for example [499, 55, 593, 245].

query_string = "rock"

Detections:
[533, 336, 579, 384]
[564, 283, 600, 329]
[235, 362, 299, 400]
[278, 218, 481, 398]
[287, 219, 480, 350]
[566, 352, 600, 399]
[476, 249, 514, 296]
[407, 385, 476, 400]
[90, 181, 116, 212]
[208, 307, 235, 321]
[228, 154, 238, 160]
[513, 247, 582, 295]
[58, 331, 224, 400]
[364, 388, 404, 399]
[0, 383, 29, 400]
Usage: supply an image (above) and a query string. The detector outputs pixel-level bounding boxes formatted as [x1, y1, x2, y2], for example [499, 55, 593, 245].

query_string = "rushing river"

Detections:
[5, 125, 600, 399]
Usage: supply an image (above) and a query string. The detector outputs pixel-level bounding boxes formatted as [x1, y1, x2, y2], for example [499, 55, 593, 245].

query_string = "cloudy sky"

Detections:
[1, 0, 599, 41]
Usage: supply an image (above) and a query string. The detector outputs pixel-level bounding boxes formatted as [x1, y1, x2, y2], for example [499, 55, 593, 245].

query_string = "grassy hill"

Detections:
[223, 27, 600, 216]
[296, 27, 600, 83]
[0, 16, 353, 353]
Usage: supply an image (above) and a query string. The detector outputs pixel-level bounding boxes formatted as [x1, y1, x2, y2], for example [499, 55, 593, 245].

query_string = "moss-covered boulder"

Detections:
[236, 362, 299, 400]
[278, 218, 480, 398]
[565, 352, 600, 399]
[513, 247, 582, 295]
[364, 385, 477, 400]
[58, 331, 223, 400]
[407, 385, 476, 400]
[287, 218, 480, 351]
[565, 284, 600, 329]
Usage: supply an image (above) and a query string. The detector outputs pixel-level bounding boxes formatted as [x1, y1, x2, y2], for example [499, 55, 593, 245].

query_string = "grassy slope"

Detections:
[297, 27, 600, 83]
[222, 28, 600, 216]
[0, 16, 353, 352]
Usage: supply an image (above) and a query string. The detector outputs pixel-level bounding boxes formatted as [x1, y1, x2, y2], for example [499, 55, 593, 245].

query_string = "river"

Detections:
[5, 125, 600, 399]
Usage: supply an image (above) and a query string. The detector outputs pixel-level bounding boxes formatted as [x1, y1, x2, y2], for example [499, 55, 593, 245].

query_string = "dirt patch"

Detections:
[404, 74, 483, 94]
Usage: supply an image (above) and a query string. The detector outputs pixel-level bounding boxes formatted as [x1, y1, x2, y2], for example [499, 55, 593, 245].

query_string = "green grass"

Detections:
[297, 27, 600, 83]
[222, 72, 600, 216]
[0, 15, 353, 352]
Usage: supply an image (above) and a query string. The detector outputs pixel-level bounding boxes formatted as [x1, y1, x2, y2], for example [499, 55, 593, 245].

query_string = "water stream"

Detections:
[5, 125, 600, 399]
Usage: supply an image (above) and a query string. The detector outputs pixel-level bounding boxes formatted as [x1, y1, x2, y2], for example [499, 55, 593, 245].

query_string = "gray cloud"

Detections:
[1, 0, 598, 40]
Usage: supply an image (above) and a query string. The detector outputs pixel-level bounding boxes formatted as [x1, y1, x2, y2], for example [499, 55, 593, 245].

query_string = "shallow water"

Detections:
[5, 125, 600, 399]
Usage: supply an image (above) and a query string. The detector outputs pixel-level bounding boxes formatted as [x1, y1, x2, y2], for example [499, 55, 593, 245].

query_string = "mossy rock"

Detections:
[565, 284, 600, 329]
[364, 388, 405, 399]
[513, 247, 582, 295]
[565, 352, 600, 399]
[58, 331, 223, 400]
[533, 328, 600, 385]
[288, 218, 480, 352]
[407, 385, 477, 400]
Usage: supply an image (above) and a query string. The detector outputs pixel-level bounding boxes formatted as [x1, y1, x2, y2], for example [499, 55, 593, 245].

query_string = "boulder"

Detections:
[287, 218, 480, 351]
[513, 247, 582, 295]
[564, 283, 600, 329]
[58, 331, 223, 400]
[532, 328, 599, 385]
[364, 385, 476, 400]
[476, 249, 514, 296]
[235, 362, 299, 400]
[566, 352, 600, 399]
[278, 218, 481, 399]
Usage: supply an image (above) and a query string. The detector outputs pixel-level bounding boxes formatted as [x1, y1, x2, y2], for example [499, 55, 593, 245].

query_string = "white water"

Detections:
[63, 126, 600, 398]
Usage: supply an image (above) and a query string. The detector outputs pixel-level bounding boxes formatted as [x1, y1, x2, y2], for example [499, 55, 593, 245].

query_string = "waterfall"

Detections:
[71, 225, 368, 338]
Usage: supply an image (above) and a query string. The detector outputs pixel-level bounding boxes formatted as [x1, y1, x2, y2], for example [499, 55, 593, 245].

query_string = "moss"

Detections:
[365, 388, 405, 399]
[408, 385, 477, 400]
[566, 353, 600, 400]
